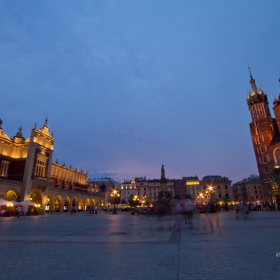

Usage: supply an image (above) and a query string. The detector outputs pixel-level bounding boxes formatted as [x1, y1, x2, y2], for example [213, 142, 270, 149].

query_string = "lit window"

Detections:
[35, 159, 46, 177]
[0, 161, 9, 177]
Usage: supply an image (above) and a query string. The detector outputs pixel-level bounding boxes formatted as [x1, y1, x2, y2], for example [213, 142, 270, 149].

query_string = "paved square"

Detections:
[0, 211, 279, 279]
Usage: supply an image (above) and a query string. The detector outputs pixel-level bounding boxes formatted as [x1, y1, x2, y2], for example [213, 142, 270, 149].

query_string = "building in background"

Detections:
[199, 175, 232, 203]
[232, 175, 264, 203]
[120, 178, 137, 203]
[120, 173, 232, 205]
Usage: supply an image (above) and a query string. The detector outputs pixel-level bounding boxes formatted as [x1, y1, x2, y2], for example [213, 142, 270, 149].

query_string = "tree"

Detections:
[120, 199, 127, 204]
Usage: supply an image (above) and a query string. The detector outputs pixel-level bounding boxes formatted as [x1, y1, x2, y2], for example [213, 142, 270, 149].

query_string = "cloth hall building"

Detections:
[0, 118, 106, 212]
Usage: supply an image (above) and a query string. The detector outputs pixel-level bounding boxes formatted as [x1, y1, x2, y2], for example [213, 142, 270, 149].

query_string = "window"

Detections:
[35, 159, 45, 177]
[254, 186, 256, 189]
[218, 185, 220, 189]
[265, 167, 268, 174]
[225, 185, 227, 189]
[0, 161, 9, 177]
[219, 193, 221, 198]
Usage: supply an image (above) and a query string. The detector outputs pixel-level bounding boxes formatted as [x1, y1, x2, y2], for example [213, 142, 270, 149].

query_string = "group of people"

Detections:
[16, 204, 29, 218]
[86, 205, 98, 215]
[234, 202, 251, 219]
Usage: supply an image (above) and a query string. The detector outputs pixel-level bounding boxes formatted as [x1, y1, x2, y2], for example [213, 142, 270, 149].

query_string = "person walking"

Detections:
[22, 204, 28, 217]
[256, 201, 262, 211]
[234, 203, 240, 219]
[181, 197, 195, 229]
[17, 205, 22, 218]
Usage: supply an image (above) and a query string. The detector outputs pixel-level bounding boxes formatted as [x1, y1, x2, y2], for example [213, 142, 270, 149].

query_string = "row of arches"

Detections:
[0, 189, 104, 213]
[46, 193, 104, 212]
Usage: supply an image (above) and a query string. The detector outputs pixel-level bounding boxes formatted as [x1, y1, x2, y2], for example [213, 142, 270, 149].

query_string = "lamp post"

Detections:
[208, 186, 215, 212]
[133, 195, 139, 214]
[111, 189, 120, 214]
[198, 192, 204, 204]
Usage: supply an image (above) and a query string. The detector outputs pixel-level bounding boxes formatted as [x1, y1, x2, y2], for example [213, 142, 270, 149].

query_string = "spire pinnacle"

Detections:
[16, 126, 23, 138]
[248, 65, 253, 79]
[248, 66, 258, 94]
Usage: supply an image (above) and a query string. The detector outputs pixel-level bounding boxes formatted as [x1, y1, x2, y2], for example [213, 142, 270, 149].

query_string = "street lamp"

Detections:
[198, 192, 204, 204]
[208, 186, 215, 212]
[133, 195, 139, 205]
[111, 189, 120, 214]
[132, 195, 139, 214]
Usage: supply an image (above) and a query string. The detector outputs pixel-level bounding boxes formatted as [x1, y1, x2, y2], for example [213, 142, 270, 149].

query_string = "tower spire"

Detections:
[248, 65, 253, 79]
[248, 65, 258, 95]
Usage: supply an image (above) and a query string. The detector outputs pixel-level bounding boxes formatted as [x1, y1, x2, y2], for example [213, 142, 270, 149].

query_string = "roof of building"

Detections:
[233, 175, 260, 186]
[182, 176, 199, 181]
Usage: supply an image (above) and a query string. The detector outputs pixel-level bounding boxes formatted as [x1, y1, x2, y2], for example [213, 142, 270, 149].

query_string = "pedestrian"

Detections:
[241, 201, 249, 219]
[256, 201, 262, 211]
[17, 205, 22, 218]
[182, 198, 195, 229]
[234, 203, 240, 219]
[22, 204, 28, 217]
[95, 206, 98, 214]
[70, 205, 75, 215]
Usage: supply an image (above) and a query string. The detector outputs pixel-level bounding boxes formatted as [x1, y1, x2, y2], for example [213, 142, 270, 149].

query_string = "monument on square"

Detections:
[159, 165, 170, 197]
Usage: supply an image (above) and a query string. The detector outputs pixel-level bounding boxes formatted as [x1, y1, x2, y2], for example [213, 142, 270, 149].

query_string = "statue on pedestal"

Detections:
[161, 165, 166, 180]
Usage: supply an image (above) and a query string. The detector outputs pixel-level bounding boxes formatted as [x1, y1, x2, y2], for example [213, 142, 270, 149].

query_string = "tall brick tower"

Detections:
[247, 68, 279, 200]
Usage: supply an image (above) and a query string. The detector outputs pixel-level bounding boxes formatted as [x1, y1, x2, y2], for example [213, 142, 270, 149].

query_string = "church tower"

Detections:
[247, 68, 278, 197]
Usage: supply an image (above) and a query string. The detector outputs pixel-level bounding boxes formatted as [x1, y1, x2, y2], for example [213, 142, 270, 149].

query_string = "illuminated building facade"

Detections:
[232, 175, 263, 203]
[0, 118, 105, 212]
[199, 175, 232, 203]
[246, 69, 280, 202]
[120, 174, 232, 204]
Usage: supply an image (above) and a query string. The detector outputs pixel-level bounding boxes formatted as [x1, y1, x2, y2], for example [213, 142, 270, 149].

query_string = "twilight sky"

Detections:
[1, 0, 280, 183]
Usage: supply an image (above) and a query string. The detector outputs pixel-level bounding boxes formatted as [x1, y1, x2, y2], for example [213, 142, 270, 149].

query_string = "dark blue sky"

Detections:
[1, 1, 280, 183]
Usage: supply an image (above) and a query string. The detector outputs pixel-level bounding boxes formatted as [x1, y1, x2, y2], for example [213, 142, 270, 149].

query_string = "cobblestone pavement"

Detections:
[0, 211, 280, 280]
